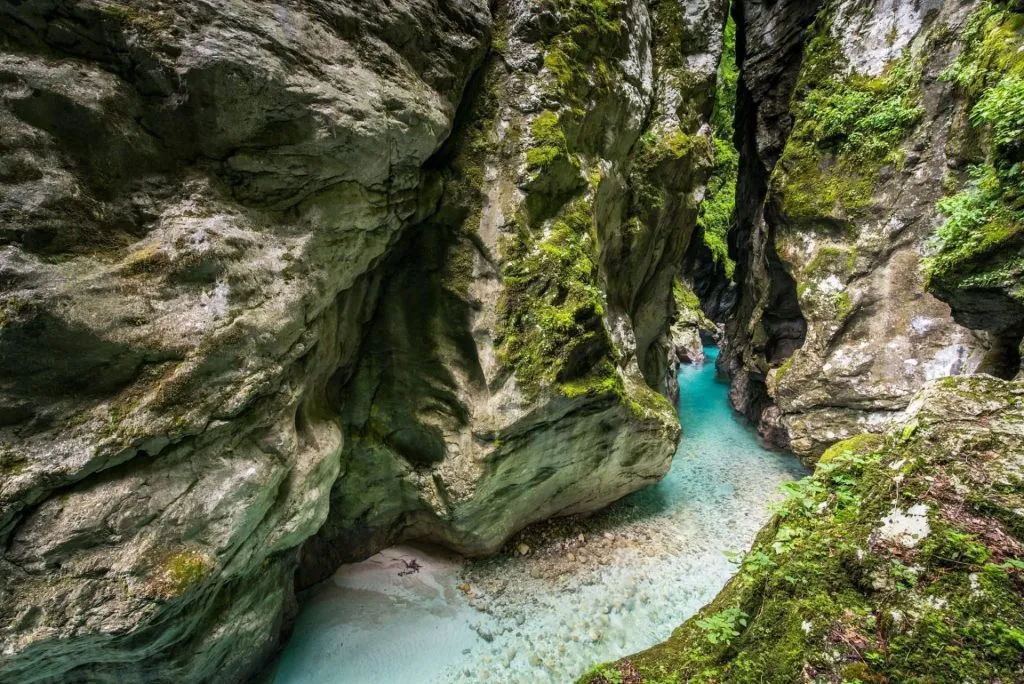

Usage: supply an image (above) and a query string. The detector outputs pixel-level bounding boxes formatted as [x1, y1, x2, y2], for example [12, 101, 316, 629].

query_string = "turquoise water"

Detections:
[272, 347, 807, 683]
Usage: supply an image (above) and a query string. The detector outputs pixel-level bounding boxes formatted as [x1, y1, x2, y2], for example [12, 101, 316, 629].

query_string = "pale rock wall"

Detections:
[723, 0, 994, 461]
[0, 1, 489, 680]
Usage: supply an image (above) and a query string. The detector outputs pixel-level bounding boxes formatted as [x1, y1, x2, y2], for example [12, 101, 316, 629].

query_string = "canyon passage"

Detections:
[270, 348, 807, 683]
[1, 0, 1022, 681]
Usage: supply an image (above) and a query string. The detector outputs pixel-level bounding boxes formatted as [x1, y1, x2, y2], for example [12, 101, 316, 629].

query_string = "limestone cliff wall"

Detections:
[719, 0, 1020, 461]
[297, 0, 730, 583]
[0, 1, 491, 680]
[0, 0, 725, 680]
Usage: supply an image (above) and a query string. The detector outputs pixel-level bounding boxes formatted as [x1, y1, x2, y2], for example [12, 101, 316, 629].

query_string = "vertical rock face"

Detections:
[298, 0, 729, 582]
[0, 0, 725, 679]
[919, 0, 1024, 379]
[664, 278, 717, 403]
[722, 0, 1003, 461]
[0, 2, 491, 680]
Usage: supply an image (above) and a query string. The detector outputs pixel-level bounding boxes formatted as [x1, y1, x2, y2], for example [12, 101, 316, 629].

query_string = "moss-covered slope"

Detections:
[583, 375, 1024, 683]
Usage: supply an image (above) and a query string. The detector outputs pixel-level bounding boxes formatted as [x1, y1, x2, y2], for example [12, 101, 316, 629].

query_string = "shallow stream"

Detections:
[272, 347, 807, 683]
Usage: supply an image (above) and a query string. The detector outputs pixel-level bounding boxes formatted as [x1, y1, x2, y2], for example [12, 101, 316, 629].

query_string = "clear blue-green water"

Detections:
[272, 347, 807, 683]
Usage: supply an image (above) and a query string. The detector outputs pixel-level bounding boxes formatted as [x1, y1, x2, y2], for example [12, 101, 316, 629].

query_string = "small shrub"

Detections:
[696, 607, 749, 644]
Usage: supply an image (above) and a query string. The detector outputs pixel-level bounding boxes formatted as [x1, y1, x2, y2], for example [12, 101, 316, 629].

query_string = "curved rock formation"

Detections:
[0, 0, 727, 679]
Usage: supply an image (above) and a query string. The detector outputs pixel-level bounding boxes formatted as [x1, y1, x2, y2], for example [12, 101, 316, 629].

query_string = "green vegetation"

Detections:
[580, 664, 625, 684]
[926, 166, 1023, 289]
[803, 244, 857, 279]
[923, 1, 1024, 298]
[542, 0, 623, 98]
[697, 13, 739, 278]
[695, 607, 749, 645]
[497, 197, 672, 418]
[498, 200, 611, 396]
[525, 1, 630, 218]
[630, 129, 707, 211]
[504, 0, 676, 419]
[581, 385, 1024, 683]
[793, 244, 858, 319]
[771, 11, 923, 223]
[533, 0, 627, 164]
[95, 1, 171, 32]
[710, 14, 738, 139]
[673, 278, 715, 330]
[526, 110, 573, 170]
[0, 296, 26, 328]
[698, 138, 737, 278]
[154, 549, 212, 597]
[120, 243, 169, 276]
[672, 278, 701, 311]
[772, 353, 796, 385]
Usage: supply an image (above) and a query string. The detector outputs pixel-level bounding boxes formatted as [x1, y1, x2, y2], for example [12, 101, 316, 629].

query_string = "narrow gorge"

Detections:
[0, 0, 1021, 683]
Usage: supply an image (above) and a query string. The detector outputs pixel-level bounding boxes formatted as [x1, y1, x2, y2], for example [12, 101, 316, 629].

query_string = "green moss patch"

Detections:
[924, 1, 1024, 300]
[151, 549, 212, 598]
[673, 278, 715, 331]
[120, 243, 170, 277]
[697, 13, 739, 279]
[583, 378, 1024, 682]
[527, 110, 573, 170]
[770, 12, 924, 225]
[498, 200, 612, 397]
[542, 0, 624, 103]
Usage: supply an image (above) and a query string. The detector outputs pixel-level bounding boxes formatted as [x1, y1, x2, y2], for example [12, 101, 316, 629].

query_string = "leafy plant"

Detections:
[925, 1, 1024, 293]
[772, 525, 804, 555]
[696, 607, 749, 644]
[890, 560, 919, 590]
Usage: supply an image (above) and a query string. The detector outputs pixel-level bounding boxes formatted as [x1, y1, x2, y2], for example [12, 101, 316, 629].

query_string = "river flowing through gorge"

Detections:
[271, 348, 808, 683]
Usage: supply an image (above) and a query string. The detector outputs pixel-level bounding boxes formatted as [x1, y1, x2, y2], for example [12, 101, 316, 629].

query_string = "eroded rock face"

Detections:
[918, 0, 1024, 379]
[0, 0, 488, 680]
[664, 278, 717, 403]
[298, 0, 728, 583]
[722, 0, 993, 461]
[0, 0, 724, 679]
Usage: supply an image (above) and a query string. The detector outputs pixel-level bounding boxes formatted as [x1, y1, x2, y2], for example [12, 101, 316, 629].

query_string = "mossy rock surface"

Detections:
[923, 0, 1024, 335]
[583, 375, 1024, 683]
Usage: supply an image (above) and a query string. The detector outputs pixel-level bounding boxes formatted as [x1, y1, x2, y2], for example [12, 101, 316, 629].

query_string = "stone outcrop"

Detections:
[721, 0, 1002, 461]
[586, 374, 1024, 683]
[664, 278, 717, 402]
[0, 0, 726, 680]
[298, 0, 731, 582]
